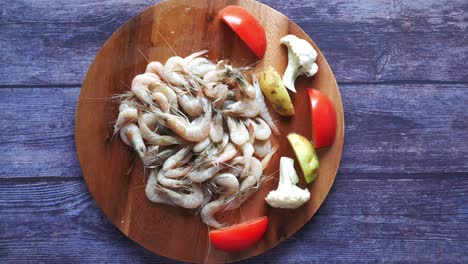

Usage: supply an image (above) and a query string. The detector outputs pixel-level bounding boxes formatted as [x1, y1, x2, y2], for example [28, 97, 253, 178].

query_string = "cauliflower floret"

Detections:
[280, 35, 319, 93]
[265, 157, 310, 209]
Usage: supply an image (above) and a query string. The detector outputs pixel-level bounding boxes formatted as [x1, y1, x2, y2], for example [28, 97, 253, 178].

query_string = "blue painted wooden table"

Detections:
[1, 0, 467, 262]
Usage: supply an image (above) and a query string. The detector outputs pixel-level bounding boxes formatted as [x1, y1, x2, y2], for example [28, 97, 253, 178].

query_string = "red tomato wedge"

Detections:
[218, 6, 267, 59]
[209, 216, 269, 252]
[308, 89, 337, 148]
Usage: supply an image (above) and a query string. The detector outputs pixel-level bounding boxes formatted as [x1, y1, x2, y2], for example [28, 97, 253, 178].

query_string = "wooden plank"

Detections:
[0, 0, 467, 85]
[1, 176, 467, 262]
[1, 83, 466, 178]
[342, 83, 468, 174]
[0, 88, 82, 177]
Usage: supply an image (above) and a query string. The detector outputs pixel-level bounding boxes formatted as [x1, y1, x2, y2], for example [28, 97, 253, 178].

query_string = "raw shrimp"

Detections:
[203, 65, 229, 83]
[200, 198, 229, 228]
[162, 147, 191, 171]
[145, 169, 176, 206]
[164, 165, 193, 178]
[152, 92, 170, 112]
[213, 173, 239, 197]
[195, 132, 229, 165]
[213, 84, 229, 108]
[261, 145, 278, 169]
[204, 82, 227, 98]
[187, 163, 223, 183]
[224, 157, 244, 177]
[253, 138, 272, 158]
[157, 183, 204, 209]
[141, 146, 159, 166]
[151, 85, 179, 111]
[163, 51, 207, 86]
[162, 56, 188, 86]
[247, 117, 272, 140]
[226, 116, 249, 146]
[209, 111, 224, 143]
[229, 156, 244, 167]
[232, 72, 256, 98]
[240, 143, 254, 178]
[141, 112, 159, 130]
[188, 57, 216, 77]
[131, 73, 161, 106]
[120, 123, 146, 159]
[116, 103, 166, 133]
[211, 143, 238, 165]
[239, 157, 263, 191]
[193, 137, 212, 153]
[144, 148, 178, 168]
[115, 54, 283, 227]
[239, 121, 256, 177]
[155, 101, 212, 142]
[137, 109, 181, 146]
[157, 169, 189, 188]
[177, 91, 204, 117]
[252, 74, 280, 135]
[219, 132, 230, 150]
[113, 103, 137, 136]
[223, 96, 260, 118]
[145, 61, 164, 76]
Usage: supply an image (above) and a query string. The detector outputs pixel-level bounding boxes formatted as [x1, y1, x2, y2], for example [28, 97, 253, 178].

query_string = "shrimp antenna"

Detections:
[119, 80, 132, 91]
[157, 31, 177, 56]
[130, 184, 148, 191]
[170, 104, 190, 123]
[126, 154, 138, 175]
[219, 161, 243, 173]
[243, 59, 262, 70]
[203, 224, 212, 264]
[136, 47, 150, 63]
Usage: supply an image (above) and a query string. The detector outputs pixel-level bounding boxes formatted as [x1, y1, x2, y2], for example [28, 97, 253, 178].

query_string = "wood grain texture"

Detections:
[0, 88, 81, 178]
[1, 84, 466, 178]
[1, 176, 467, 263]
[74, 0, 344, 262]
[0, 0, 467, 86]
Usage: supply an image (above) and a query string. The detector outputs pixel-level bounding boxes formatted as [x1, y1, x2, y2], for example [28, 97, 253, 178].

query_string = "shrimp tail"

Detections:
[261, 145, 279, 169]
[184, 50, 208, 62]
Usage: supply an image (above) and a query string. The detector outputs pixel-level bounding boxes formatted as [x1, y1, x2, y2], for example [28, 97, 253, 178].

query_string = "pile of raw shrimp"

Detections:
[114, 50, 278, 228]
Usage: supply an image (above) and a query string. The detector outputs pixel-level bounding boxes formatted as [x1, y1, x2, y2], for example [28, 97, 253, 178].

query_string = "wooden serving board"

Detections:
[75, 0, 344, 262]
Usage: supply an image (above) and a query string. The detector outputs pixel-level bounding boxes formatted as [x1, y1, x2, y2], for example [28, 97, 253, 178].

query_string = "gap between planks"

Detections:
[2, 172, 467, 183]
[2, 80, 468, 89]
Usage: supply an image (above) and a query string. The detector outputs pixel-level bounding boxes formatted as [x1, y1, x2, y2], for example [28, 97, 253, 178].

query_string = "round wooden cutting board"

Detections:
[75, 0, 344, 262]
